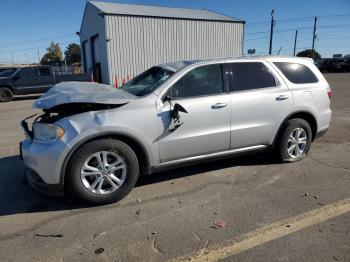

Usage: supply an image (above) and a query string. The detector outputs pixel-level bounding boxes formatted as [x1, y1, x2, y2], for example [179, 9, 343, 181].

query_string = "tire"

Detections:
[277, 118, 312, 163]
[0, 87, 14, 102]
[66, 139, 139, 205]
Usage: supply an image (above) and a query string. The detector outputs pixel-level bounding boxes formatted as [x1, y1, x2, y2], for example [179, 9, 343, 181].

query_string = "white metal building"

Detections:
[79, 1, 245, 85]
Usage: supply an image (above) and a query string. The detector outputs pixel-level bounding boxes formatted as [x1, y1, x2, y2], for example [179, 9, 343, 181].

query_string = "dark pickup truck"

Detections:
[0, 65, 87, 102]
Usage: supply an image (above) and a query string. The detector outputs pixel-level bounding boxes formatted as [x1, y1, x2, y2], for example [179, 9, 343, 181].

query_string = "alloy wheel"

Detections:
[287, 127, 307, 158]
[80, 151, 127, 194]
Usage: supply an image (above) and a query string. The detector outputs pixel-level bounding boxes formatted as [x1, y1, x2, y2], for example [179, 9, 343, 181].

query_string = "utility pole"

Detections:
[311, 17, 317, 59]
[269, 9, 275, 55]
[37, 50, 40, 64]
[293, 30, 298, 56]
[10, 52, 14, 64]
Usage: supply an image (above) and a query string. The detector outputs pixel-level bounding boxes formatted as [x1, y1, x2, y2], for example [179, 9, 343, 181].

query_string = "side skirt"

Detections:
[150, 145, 269, 174]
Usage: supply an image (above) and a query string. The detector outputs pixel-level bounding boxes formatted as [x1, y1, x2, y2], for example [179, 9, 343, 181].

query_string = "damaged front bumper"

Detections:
[20, 115, 71, 194]
[25, 168, 63, 196]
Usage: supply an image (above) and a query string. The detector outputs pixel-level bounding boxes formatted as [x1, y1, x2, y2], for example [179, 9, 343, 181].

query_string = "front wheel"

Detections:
[66, 139, 139, 205]
[278, 118, 312, 162]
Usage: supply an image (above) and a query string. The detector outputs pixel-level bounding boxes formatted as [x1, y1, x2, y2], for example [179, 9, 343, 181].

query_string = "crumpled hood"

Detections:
[33, 81, 136, 109]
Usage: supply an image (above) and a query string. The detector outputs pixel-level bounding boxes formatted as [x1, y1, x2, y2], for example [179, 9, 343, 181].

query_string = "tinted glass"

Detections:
[38, 67, 51, 77]
[0, 68, 17, 77]
[229, 62, 277, 92]
[20, 68, 37, 80]
[274, 62, 318, 84]
[121, 66, 174, 96]
[169, 64, 223, 99]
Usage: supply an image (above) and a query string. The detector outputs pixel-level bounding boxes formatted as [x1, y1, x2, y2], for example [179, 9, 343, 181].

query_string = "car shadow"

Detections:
[0, 152, 278, 217]
[137, 152, 278, 187]
[13, 95, 41, 101]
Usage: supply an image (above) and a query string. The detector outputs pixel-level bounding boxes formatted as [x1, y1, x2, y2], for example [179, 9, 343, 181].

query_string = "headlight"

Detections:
[33, 123, 65, 141]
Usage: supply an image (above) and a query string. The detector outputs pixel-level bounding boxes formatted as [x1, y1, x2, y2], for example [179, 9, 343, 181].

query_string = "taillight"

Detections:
[327, 87, 332, 99]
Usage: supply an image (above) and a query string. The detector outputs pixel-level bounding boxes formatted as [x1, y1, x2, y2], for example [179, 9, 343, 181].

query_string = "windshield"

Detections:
[0, 68, 17, 77]
[120, 66, 174, 96]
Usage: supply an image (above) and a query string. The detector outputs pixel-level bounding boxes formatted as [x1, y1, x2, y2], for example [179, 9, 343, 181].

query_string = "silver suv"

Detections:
[20, 56, 332, 204]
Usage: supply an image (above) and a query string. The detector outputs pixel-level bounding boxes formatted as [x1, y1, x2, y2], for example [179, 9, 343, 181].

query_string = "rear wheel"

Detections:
[277, 118, 312, 162]
[66, 139, 139, 205]
[0, 87, 13, 102]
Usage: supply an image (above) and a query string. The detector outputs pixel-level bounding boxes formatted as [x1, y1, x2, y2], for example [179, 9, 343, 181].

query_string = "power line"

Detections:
[0, 40, 78, 54]
[246, 13, 350, 26]
[245, 35, 270, 41]
[0, 33, 76, 48]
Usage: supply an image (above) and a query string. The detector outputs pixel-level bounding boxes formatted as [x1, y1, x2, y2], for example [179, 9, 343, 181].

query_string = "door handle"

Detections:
[212, 102, 227, 109]
[276, 95, 289, 101]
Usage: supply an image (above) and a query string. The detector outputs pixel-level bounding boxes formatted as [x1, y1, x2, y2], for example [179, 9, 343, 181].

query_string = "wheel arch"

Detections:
[273, 110, 318, 148]
[60, 132, 151, 185]
[0, 85, 14, 94]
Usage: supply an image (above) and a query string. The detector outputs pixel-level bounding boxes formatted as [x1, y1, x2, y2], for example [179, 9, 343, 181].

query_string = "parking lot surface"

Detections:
[0, 74, 349, 262]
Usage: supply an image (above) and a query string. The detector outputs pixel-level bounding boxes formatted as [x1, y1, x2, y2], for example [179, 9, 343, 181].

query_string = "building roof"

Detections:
[89, 1, 244, 22]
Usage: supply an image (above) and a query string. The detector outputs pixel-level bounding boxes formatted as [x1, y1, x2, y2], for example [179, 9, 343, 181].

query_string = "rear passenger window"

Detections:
[20, 68, 37, 80]
[274, 62, 318, 84]
[229, 62, 277, 92]
[38, 67, 51, 77]
[169, 64, 223, 99]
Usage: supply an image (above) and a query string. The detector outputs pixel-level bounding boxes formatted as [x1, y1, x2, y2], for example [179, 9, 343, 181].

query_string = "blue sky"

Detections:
[0, 0, 349, 64]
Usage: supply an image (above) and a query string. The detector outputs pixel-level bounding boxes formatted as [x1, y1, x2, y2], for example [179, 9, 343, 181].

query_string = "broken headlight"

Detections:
[33, 123, 65, 141]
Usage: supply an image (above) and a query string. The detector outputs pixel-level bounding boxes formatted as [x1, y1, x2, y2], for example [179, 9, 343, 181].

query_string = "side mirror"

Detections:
[168, 103, 188, 132]
[162, 95, 172, 103]
[170, 103, 188, 119]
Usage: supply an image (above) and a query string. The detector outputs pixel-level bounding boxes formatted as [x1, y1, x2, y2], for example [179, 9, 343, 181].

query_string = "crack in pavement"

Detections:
[308, 156, 350, 172]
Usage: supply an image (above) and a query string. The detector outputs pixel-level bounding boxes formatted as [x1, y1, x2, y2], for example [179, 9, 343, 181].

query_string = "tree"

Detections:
[296, 49, 321, 59]
[64, 43, 81, 65]
[40, 41, 62, 65]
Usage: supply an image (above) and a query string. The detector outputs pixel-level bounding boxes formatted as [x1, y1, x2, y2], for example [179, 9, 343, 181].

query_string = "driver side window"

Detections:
[168, 64, 223, 99]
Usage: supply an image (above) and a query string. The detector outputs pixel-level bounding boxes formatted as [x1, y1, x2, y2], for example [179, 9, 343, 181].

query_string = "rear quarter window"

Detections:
[274, 62, 318, 84]
[38, 67, 51, 77]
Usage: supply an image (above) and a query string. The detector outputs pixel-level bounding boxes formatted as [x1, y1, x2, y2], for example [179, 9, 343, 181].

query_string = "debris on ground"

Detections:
[93, 231, 106, 239]
[318, 202, 325, 206]
[95, 247, 104, 254]
[314, 195, 319, 200]
[301, 193, 309, 197]
[136, 209, 141, 215]
[194, 233, 201, 241]
[35, 233, 63, 238]
[137, 198, 142, 202]
[214, 211, 218, 216]
[211, 220, 226, 229]
[150, 238, 163, 256]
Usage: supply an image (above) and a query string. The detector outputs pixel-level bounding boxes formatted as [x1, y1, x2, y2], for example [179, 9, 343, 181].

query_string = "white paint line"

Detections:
[169, 197, 350, 262]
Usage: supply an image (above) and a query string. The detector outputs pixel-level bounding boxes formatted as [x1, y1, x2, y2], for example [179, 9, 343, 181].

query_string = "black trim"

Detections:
[21, 119, 33, 139]
[19, 142, 23, 160]
[315, 128, 328, 140]
[271, 110, 318, 148]
[26, 168, 63, 196]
